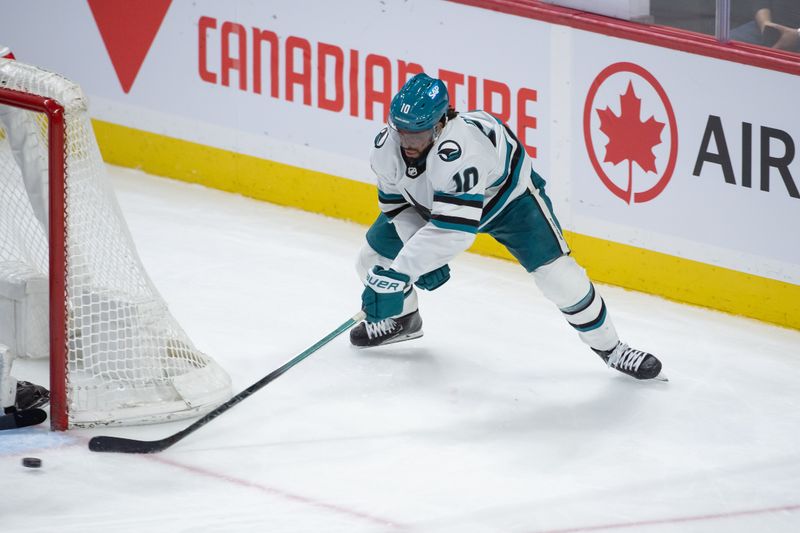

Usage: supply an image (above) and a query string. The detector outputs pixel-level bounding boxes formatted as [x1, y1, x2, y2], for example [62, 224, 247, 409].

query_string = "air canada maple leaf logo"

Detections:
[583, 63, 678, 204]
[597, 81, 665, 197]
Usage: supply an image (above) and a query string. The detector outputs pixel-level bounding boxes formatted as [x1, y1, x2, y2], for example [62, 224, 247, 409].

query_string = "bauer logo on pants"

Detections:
[583, 62, 678, 204]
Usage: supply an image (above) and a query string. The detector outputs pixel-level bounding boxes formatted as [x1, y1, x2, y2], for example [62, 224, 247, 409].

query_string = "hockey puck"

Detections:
[22, 457, 42, 468]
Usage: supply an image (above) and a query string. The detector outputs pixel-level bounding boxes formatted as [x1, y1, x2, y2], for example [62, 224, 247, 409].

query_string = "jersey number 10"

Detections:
[452, 167, 478, 193]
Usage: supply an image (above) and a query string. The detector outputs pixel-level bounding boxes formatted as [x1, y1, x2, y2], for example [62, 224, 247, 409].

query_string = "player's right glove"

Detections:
[415, 264, 450, 291]
[361, 266, 410, 322]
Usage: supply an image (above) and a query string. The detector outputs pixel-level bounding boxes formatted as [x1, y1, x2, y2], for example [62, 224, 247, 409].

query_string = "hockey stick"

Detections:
[89, 311, 365, 454]
[0, 408, 47, 431]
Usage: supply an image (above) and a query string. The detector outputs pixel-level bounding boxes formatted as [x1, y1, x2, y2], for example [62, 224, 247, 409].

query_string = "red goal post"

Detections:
[0, 56, 232, 430]
[0, 86, 68, 429]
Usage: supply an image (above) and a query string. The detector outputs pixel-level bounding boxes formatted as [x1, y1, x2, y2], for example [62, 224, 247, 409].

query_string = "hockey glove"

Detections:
[361, 266, 410, 322]
[415, 264, 450, 291]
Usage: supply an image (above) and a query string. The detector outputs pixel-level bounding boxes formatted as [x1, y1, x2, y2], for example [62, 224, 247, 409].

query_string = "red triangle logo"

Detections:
[88, 0, 172, 93]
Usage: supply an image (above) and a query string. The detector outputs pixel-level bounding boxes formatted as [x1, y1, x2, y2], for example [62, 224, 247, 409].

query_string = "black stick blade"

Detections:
[88, 312, 364, 454]
[89, 435, 173, 454]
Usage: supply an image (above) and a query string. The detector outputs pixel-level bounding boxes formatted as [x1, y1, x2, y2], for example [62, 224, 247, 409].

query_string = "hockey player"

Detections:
[350, 73, 663, 380]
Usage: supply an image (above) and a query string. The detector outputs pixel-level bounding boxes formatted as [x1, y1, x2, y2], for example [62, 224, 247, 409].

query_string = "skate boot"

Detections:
[350, 310, 423, 347]
[593, 342, 663, 380]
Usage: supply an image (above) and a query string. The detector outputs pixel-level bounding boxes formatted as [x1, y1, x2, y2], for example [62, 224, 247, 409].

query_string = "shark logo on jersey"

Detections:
[437, 140, 462, 162]
[374, 127, 389, 148]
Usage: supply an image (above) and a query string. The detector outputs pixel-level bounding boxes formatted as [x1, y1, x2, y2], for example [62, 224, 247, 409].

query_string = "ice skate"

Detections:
[350, 310, 423, 347]
[593, 342, 665, 381]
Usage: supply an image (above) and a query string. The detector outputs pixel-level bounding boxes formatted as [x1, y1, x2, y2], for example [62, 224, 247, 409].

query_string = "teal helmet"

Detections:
[389, 73, 449, 132]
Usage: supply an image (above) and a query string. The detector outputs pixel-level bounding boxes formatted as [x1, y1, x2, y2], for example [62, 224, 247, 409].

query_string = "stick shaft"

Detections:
[89, 311, 365, 453]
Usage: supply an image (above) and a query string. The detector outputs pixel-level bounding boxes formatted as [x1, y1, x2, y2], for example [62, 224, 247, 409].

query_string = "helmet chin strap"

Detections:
[433, 122, 444, 141]
[431, 115, 450, 143]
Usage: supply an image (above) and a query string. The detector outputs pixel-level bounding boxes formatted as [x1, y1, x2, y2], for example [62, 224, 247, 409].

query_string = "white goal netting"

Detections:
[0, 59, 231, 428]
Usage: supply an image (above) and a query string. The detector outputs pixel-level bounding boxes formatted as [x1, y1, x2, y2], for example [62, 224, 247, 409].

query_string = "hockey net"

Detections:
[0, 57, 231, 429]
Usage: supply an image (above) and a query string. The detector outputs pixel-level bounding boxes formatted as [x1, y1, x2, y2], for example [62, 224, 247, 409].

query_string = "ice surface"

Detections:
[3, 165, 799, 532]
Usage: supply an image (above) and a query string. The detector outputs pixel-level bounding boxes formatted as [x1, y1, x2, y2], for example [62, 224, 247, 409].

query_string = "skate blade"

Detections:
[382, 330, 424, 346]
[652, 373, 669, 382]
[353, 330, 424, 348]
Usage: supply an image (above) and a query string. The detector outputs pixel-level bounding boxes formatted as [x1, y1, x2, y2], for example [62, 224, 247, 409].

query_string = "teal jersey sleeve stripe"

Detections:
[430, 218, 479, 234]
[378, 190, 405, 203]
[433, 192, 484, 208]
[433, 192, 484, 202]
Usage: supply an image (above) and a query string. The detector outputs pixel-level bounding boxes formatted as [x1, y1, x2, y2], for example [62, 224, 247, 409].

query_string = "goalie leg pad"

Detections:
[532, 255, 618, 352]
[0, 345, 18, 412]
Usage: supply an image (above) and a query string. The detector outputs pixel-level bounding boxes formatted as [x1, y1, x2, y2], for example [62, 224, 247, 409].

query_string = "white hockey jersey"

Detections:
[370, 110, 533, 281]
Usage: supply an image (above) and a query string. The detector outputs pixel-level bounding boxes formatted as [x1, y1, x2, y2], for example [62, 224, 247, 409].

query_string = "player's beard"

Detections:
[402, 143, 431, 159]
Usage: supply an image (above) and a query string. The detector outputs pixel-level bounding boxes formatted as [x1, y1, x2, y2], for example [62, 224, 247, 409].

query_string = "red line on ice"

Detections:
[149, 454, 409, 530]
[534, 502, 800, 532]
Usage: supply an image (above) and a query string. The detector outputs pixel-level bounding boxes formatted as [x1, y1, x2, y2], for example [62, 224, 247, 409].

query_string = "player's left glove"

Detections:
[415, 264, 450, 291]
[361, 266, 410, 322]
